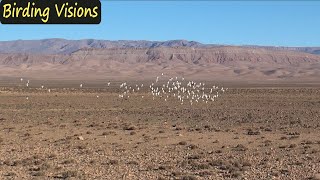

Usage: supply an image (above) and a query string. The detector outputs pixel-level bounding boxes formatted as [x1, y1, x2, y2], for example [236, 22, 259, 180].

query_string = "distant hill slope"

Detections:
[0, 39, 207, 55]
[0, 46, 319, 82]
[0, 39, 319, 55]
[1, 46, 319, 66]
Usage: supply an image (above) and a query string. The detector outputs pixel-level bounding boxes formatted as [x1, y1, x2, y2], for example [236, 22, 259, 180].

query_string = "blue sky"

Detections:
[0, 1, 319, 46]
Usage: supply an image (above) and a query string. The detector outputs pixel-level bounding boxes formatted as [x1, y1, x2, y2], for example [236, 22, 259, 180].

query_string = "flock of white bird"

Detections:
[20, 74, 227, 105]
[117, 74, 227, 105]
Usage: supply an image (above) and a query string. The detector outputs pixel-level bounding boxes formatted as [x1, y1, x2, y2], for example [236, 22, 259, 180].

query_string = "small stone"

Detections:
[78, 136, 84, 141]
[178, 141, 187, 145]
[247, 130, 260, 135]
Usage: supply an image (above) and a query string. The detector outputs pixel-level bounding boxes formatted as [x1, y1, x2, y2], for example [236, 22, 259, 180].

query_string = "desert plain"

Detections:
[0, 81, 320, 180]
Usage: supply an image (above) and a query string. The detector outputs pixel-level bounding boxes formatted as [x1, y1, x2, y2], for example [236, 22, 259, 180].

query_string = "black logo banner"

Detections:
[0, 0, 101, 24]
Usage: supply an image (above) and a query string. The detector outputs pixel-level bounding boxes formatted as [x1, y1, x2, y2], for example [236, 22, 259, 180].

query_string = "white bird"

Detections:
[80, 84, 83, 88]
[20, 78, 23, 82]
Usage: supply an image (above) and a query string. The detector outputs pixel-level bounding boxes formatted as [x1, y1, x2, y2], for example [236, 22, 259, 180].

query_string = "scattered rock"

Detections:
[78, 136, 84, 140]
[247, 130, 260, 135]
[233, 144, 248, 151]
[178, 141, 187, 145]
[123, 125, 136, 130]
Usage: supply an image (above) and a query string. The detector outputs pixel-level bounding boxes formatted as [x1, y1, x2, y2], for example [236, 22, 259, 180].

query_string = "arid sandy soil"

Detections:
[0, 85, 320, 180]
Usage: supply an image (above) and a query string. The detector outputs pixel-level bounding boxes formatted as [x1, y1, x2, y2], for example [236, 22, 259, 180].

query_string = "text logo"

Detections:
[0, 0, 101, 24]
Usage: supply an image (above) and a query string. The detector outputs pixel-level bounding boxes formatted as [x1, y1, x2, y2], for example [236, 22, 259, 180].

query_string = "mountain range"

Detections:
[0, 39, 319, 84]
[0, 39, 319, 55]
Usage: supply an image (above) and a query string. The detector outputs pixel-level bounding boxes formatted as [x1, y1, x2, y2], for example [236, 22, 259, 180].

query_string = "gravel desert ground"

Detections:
[0, 82, 320, 180]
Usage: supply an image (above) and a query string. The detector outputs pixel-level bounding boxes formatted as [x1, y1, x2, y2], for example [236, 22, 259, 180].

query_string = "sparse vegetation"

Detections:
[0, 87, 319, 179]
